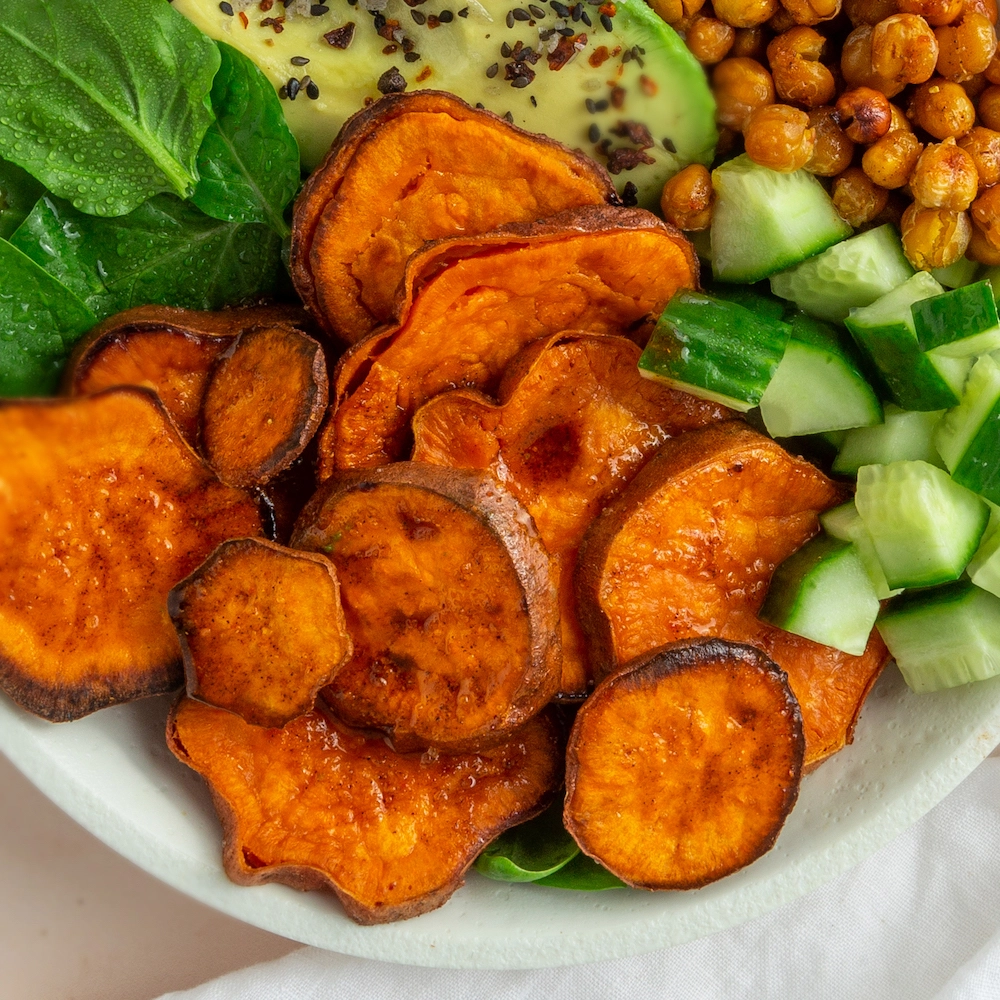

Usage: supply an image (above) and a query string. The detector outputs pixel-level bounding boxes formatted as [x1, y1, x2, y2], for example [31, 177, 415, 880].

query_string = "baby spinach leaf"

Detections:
[192, 43, 301, 237]
[533, 853, 627, 891]
[12, 194, 283, 321]
[0, 160, 45, 241]
[0, 240, 96, 397]
[475, 799, 580, 882]
[0, 0, 219, 217]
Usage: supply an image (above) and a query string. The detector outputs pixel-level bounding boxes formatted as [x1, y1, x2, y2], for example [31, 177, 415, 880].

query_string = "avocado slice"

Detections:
[172, 0, 716, 208]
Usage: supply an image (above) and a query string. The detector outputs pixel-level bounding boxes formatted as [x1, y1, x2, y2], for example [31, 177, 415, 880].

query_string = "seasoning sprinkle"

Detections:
[439, 9, 455, 21]
[622, 48, 631, 62]
[324, 22, 356, 47]
[571, 3, 583, 18]
[374, 11, 387, 29]
[377, 66, 408, 93]
[511, 75, 530, 87]
[557, 25, 574, 35]
[504, 110, 514, 122]
[662, 136, 676, 152]
[539, 27, 554, 38]
[506, 10, 515, 27]
[551, 1, 570, 15]
[588, 123, 600, 142]
[219, 1, 234, 14]
[529, 4, 546, 16]
[500, 40, 512, 57]
[405, 50, 422, 60]
[580, 11, 591, 24]
[530, 94, 537, 106]
[476, 101, 486, 108]
[513, 7, 531, 18]
[306, 80, 320, 99]
[291, 55, 310, 65]
[486, 62, 499, 77]
[411, 9, 427, 22]
[310, 4, 330, 13]
[600, 12, 612, 29]
[286, 76, 301, 100]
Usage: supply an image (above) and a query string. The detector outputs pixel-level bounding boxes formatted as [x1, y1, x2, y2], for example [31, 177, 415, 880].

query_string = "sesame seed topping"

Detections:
[513, 6, 531, 18]
[219, 1, 234, 14]
[557, 25, 574, 35]
[506, 10, 515, 26]
[504, 111, 514, 122]
[404, 50, 421, 60]
[439, 9, 454, 20]
[530, 4, 547, 15]
[486, 62, 499, 77]
[588, 123, 600, 141]
[600, 12, 612, 29]
[501, 40, 512, 56]
[622, 182, 638, 206]
[551, 1, 570, 15]
[286, 77, 301, 100]
[311, 4, 330, 14]
[291, 55, 310, 65]
[411, 9, 427, 22]
[530, 94, 537, 106]
[662, 136, 676, 152]
[580, 10, 591, 24]
[306, 80, 320, 99]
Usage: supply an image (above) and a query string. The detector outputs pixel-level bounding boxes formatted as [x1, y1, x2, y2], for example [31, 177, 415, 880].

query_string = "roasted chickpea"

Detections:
[897, 0, 962, 26]
[779, 0, 842, 23]
[909, 137, 980, 207]
[806, 106, 857, 174]
[732, 26, 770, 58]
[961, 71, 989, 98]
[842, 24, 906, 94]
[744, 103, 817, 169]
[985, 51, 1000, 84]
[957, 126, 1000, 187]
[978, 85, 1000, 130]
[660, 164, 715, 229]
[836, 86, 893, 141]
[964, 0, 998, 22]
[648, 0, 707, 24]
[900, 203, 972, 266]
[970, 183, 1000, 247]
[844, 0, 901, 24]
[833, 167, 891, 225]
[767, 26, 837, 106]
[870, 13, 940, 87]
[712, 57, 777, 129]
[687, 15, 738, 62]
[908, 78, 976, 136]
[862, 129, 924, 185]
[767, 6, 799, 29]
[935, 11, 997, 81]
[714, 0, 780, 26]
[967, 220, 1000, 262]
[889, 101, 913, 130]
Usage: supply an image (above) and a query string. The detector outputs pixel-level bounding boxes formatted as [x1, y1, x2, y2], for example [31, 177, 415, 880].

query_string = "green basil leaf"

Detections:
[192, 43, 301, 236]
[475, 799, 580, 883]
[0, 0, 219, 216]
[533, 854, 627, 891]
[0, 240, 96, 397]
[11, 194, 283, 321]
[0, 160, 45, 241]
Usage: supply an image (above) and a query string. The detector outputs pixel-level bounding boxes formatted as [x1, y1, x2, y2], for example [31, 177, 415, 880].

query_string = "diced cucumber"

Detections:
[706, 283, 788, 324]
[760, 533, 880, 655]
[638, 290, 791, 411]
[758, 313, 882, 438]
[710, 155, 852, 284]
[968, 503, 1000, 599]
[934, 353, 1000, 504]
[932, 256, 981, 289]
[845, 272, 961, 411]
[832, 404, 945, 475]
[769, 224, 914, 323]
[877, 581, 1000, 692]
[820, 500, 901, 600]
[855, 459, 989, 589]
[912, 280, 1000, 358]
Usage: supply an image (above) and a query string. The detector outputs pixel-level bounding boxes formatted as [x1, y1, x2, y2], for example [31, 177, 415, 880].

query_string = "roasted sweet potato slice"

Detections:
[200, 325, 329, 488]
[291, 462, 561, 751]
[321, 206, 699, 473]
[564, 638, 803, 890]
[169, 538, 351, 728]
[411, 332, 733, 696]
[66, 304, 310, 443]
[167, 697, 563, 924]
[0, 388, 264, 721]
[290, 90, 618, 344]
[576, 421, 888, 769]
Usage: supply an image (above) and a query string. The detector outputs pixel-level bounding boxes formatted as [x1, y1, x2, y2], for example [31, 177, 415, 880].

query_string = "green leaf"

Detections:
[0, 0, 219, 216]
[192, 43, 301, 237]
[0, 160, 45, 241]
[533, 853, 628, 891]
[474, 799, 580, 883]
[11, 194, 284, 321]
[0, 240, 96, 397]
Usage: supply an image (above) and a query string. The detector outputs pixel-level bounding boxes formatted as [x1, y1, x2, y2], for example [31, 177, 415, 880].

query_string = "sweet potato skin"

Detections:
[169, 538, 352, 729]
[290, 90, 619, 344]
[321, 207, 699, 474]
[0, 388, 264, 721]
[411, 332, 732, 696]
[576, 421, 886, 769]
[564, 638, 803, 890]
[167, 696, 563, 924]
[291, 462, 561, 751]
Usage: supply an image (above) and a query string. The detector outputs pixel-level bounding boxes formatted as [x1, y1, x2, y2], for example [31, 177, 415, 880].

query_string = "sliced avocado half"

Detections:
[172, 0, 716, 207]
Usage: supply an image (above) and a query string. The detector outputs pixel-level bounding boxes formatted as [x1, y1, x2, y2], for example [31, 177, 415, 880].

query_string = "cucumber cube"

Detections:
[832, 404, 945, 475]
[968, 505, 1000, 599]
[820, 500, 901, 599]
[912, 280, 1000, 358]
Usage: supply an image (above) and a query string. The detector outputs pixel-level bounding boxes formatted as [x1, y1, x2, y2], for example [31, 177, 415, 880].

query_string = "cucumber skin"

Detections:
[911, 280, 1000, 355]
[951, 410, 1000, 504]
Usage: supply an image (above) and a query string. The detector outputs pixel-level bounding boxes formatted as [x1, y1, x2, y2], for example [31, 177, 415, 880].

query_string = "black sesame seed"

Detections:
[311, 3, 330, 13]
[306, 80, 320, 99]
[511, 75, 530, 87]
[476, 101, 485, 108]
[278, 85, 288, 99]
[622, 182, 638, 206]
[439, 9, 454, 20]
[530, 3, 546, 15]
[530, 94, 537, 106]
[348, 0, 357, 6]
[501, 40, 512, 56]
[557, 25, 574, 34]
[504, 110, 514, 122]
[539, 27, 554, 38]
[291, 55, 310, 65]
[506, 10, 515, 26]
[405, 50, 421, 60]
[588, 123, 600, 142]
[594, 98, 608, 111]
[662, 136, 676, 152]
[622, 49, 632, 61]
[219, 1, 234, 14]
[287, 77, 301, 100]
[300, 74, 312, 87]
[580, 11, 591, 24]
[571, 3, 583, 18]
[486, 61, 499, 77]
[458, 5, 470, 14]
[585, 98, 596, 113]
[551, 1, 570, 15]
[637, 45, 646, 54]
[374, 11, 386, 29]
[513, 6, 531, 18]
[600, 12, 612, 29]
[411, 9, 427, 22]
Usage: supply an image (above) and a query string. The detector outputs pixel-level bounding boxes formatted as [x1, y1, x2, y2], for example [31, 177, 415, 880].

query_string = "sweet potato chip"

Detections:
[290, 90, 618, 344]
[0, 388, 264, 721]
[320, 207, 699, 474]
[169, 538, 351, 728]
[411, 332, 732, 696]
[564, 638, 803, 889]
[167, 697, 563, 924]
[576, 421, 886, 769]
[291, 462, 561, 751]
[200, 325, 329, 488]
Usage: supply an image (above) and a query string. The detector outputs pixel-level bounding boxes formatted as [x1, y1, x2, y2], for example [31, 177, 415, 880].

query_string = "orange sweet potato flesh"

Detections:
[291, 462, 561, 751]
[169, 538, 352, 728]
[200, 325, 329, 488]
[0, 388, 264, 721]
[576, 421, 889, 770]
[411, 332, 733, 696]
[564, 638, 803, 890]
[167, 696, 563, 924]
[321, 207, 699, 474]
[66, 304, 309, 444]
[290, 90, 618, 344]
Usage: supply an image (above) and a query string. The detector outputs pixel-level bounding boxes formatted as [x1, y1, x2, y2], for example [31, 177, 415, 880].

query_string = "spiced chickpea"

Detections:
[660, 164, 715, 230]
[985, 51, 1000, 84]
[732, 26, 770, 59]
[767, 7, 799, 30]
[889, 101, 913, 131]
[862, 129, 924, 186]
[712, 57, 776, 130]
[900, 203, 972, 267]
[957, 126, 1000, 188]
[908, 78, 976, 137]
[687, 15, 737, 63]
[832, 167, 891, 225]
[714, 0, 780, 27]
[648, 0, 707, 24]
[807, 106, 857, 174]
[835, 87, 893, 142]
[779, 0, 842, 24]
[842, 24, 906, 94]
[965, 0, 998, 22]
[909, 137, 979, 208]
[970, 184, 1000, 248]
[870, 14, 940, 87]
[966, 221, 1000, 263]
[767, 27, 837, 106]
[744, 103, 817, 169]
[962, 72, 989, 99]
[935, 11, 997, 81]
[844, 0, 901, 25]
[897, 0, 962, 25]
[978, 85, 1000, 130]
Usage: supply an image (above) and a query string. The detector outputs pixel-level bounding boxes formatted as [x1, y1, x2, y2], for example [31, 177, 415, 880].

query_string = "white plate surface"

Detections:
[1, 665, 999, 969]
